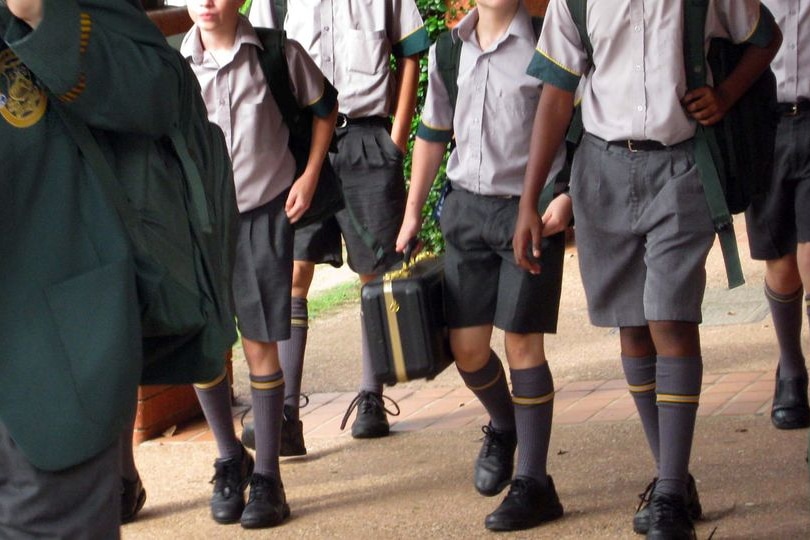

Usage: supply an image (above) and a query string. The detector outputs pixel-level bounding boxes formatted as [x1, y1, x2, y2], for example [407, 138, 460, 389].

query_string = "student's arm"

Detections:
[390, 54, 422, 152]
[684, 16, 782, 126]
[395, 137, 447, 252]
[5, 0, 182, 136]
[513, 85, 575, 274]
[286, 101, 339, 223]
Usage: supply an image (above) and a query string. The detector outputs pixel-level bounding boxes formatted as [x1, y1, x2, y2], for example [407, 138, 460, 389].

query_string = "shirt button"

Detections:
[635, 64, 642, 71]
[634, 25, 641, 32]
[636, 105, 644, 112]
[324, 26, 330, 31]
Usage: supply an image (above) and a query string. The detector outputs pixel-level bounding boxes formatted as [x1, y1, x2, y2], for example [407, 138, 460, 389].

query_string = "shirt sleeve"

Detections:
[525, 0, 589, 93]
[389, 0, 430, 58]
[5, 0, 182, 137]
[415, 44, 453, 143]
[285, 38, 337, 118]
[709, 0, 775, 47]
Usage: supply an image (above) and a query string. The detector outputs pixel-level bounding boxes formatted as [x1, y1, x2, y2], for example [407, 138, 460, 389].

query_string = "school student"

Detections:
[513, 1, 781, 537]
[746, 0, 810, 430]
[0, 0, 186, 536]
[180, 0, 338, 528]
[246, 0, 430, 443]
[396, 1, 572, 532]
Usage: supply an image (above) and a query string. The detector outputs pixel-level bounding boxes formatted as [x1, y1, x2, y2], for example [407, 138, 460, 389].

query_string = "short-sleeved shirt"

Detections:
[417, 6, 565, 197]
[528, 0, 775, 146]
[251, 0, 430, 118]
[764, 0, 810, 102]
[181, 17, 336, 212]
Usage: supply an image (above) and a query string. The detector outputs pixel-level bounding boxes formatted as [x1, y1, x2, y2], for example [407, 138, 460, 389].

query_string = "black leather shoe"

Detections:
[240, 473, 291, 529]
[210, 447, 254, 524]
[121, 476, 146, 524]
[241, 405, 307, 456]
[771, 371, 810, 430]
[339, 391, 400, 439]
[280, 405, 307, 457]
[484, 475, 564, 531]
[241, 420, 256, 450]
[474, 424, 517, 496]
[633, 475, 702, 534]
[645, 492, 697, 540]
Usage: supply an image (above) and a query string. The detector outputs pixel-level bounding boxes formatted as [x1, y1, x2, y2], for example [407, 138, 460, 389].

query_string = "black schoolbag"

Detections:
[253, 27, 344, 228]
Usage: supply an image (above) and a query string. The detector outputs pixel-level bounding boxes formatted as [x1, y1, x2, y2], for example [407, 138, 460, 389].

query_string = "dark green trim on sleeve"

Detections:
[526, 51, 580, 93]
[416, 122, 453, 143]
[310, 79, 338, 118]
[745, 4, 775, 48]
[393, 27, 430, 58]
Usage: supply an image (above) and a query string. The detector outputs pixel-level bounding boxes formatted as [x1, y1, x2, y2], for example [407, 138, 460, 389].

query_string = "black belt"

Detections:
[607, 139, 668, 152]
[776, 100, 810, 116]
[335, 114, 389, 129]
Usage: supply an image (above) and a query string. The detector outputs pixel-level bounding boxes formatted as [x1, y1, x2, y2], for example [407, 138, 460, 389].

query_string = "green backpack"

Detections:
[565, 0, 778, 288]
[56, 55, 239, 385]
[434, 16, 560, 213]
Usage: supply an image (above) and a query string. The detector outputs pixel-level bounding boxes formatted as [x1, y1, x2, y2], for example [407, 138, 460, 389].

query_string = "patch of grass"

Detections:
[308, 279, 361, 320]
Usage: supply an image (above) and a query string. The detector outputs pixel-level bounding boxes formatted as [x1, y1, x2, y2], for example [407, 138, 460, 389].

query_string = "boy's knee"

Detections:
[504, 333, 546, 368]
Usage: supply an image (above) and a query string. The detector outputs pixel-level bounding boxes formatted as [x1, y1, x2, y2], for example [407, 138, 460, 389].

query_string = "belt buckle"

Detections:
[627, 140, 639, 152]
[336, 114, 349, 128]
[788, 103, 799, 116]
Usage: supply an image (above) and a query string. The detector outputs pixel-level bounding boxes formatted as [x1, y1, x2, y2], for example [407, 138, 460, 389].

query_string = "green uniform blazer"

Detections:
[0, 0, 184, 471]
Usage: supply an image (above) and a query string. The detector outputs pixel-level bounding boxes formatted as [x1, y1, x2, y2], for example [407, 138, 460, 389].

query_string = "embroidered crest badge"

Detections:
[0, 48, 47, 128]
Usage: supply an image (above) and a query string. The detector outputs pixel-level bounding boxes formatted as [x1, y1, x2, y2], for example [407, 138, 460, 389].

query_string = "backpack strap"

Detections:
[683, 0, 744, 288]
[564, 0, 590, 146]
[435, 29, 462, 114]
[254, 28, 307, 138]
[274, 0, 287, 25]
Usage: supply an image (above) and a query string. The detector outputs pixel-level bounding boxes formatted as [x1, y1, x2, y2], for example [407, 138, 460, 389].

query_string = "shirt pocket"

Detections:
[345, 28, 387, 76]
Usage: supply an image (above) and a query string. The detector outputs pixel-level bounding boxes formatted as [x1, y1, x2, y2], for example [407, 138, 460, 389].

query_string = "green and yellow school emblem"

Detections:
[0, 48, 47, 128]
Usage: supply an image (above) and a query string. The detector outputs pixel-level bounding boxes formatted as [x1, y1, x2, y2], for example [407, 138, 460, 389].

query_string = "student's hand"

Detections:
[682, 86, 731, 126]
[513, 205, 543, 275]
[285, 172, 317, 224]
[6, 0, 44, 28]
[395, 213, 422, 253]
[541, 194, 573, 237]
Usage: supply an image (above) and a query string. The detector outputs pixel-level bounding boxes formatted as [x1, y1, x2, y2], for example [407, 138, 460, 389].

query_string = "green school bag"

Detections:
[253, 27, 345, 229]
[565, 0, 778, 288]
[433, 16, 560, 214]
[55, 56, 239, 385]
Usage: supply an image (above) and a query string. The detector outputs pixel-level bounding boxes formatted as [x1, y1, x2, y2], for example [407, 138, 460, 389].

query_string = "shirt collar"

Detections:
[452, 4, 535, 50]
[180, 15, 263, 65]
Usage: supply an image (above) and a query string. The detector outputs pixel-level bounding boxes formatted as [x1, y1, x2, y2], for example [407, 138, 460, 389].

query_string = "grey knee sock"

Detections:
[655, 356, 702, 498]
[250, 371, 285, 479]
[458, 351, 515, 432]
[279, 296, 308, 419]
[194, 371, 242, 460]
[511, 363, 554, 485]
[359, 315, 383, 395]
[765, 284, 806, 379]
[621, 354, 660, 467]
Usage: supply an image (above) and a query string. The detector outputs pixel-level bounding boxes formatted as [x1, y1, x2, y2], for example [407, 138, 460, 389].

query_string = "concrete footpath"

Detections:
[123, 226, 810, 539]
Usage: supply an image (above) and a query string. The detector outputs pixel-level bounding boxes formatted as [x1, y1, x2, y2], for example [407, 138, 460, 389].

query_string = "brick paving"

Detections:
[144, 369, 777, 446]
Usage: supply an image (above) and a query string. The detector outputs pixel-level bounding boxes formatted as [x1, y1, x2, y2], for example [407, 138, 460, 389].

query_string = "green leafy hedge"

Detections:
[405, 0, 453, 253]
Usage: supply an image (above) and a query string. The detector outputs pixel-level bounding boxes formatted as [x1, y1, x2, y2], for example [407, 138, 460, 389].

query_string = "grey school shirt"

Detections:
[764, 0, 810, 102]
[417, 6, 565, 197]
[181, 17, 336, 213]
[528, 0, 775, 146]
[250, 0, 430, 118]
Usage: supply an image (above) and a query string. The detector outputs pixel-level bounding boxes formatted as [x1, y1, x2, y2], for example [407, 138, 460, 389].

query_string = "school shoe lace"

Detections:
[340, 390, 400, 438]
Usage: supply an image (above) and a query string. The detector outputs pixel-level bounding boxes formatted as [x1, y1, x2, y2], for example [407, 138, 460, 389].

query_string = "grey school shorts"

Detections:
[294, 120, 405, 275]
[0, 420, 120, 539]
[570, 134, 715, 327]
[440, 188, 565, 334]
[745, 111, 810, 260]
[232, 193, 293, 343]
